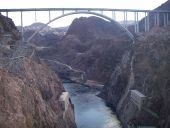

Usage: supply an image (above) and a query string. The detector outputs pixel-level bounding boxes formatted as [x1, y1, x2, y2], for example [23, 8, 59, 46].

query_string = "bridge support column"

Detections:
[101, 10, 103, 15]
[164, 13, 166, 27]
[49, 10, 51, 21]
[136, 12, 139, 32]
[124, 11, 127, 28]
[6, 11, 8, 17]
[167, 13, 169, 25]
[156, 12, 160, 27]
[134, 12, 139, 33]
[112, 11, 116, 20]
[144, 12, 149, 32]
[154, 13, 157, 27]
[145, 12, 147, 32]
[62, 10, 64, 15]
[34, 11, 37, 22]
[147, 12, 150, 31]
[20, 11, 24, 41]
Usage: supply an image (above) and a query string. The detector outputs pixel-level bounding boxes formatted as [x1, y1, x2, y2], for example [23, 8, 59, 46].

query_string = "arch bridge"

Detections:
[0, 8, 170, 41]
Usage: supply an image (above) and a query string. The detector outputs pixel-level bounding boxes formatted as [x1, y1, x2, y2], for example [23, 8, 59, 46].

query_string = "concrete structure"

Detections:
[59, 92, 70, 111]
[130, 90, 146, 110]
[59, 91, 76, 128]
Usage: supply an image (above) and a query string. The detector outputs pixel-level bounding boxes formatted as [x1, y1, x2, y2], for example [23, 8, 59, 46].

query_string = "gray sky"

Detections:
[0, 0, 168, 27]
[0, 0, 167, 9]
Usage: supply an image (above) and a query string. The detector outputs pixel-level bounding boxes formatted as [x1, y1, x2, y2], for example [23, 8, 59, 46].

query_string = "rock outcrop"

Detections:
[24, 16, 133, 84]
[101, 25, 170, 128]
[48, 16, 133, 84]
[0, 14, 76, 128]
[40, 59, 86, 83]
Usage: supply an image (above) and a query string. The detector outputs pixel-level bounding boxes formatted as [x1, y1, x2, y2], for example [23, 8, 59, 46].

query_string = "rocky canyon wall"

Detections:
[0, 14, 76, 128]
[102, 25, 170, 128]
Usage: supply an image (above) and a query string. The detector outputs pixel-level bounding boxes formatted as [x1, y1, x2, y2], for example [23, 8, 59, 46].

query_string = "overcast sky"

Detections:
[0, 0, 168, 27]
[0, 0, 167, 9]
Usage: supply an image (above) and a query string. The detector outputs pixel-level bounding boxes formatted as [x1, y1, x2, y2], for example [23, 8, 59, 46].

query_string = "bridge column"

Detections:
[164, 13, 166, 27]
[6, 11, 8, 17]
[112, 11, 116, 20]
[144, 12, 149, 32]
[167, 13, 169, 25]
[145, 12, 147, 32]
[34, 11, 37, 22]
[154, 13, 157, 27]
[101, 10, 103, 15]
[20, 11, 24, 41]
[147, 12, 150, 31]
[49, 10, 51, 21]
[124, 11, 127, 28]
[134, 12, 139, 33]
[62, 10, 64, 15]
[136, 12, 139, 32]
[134, 12, 136, 33]
[156, 12, 160, 27]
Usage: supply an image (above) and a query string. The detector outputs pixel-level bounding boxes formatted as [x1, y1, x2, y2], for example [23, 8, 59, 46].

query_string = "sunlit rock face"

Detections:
[0, 14, 76, 128]
[102, 25, 170, 127]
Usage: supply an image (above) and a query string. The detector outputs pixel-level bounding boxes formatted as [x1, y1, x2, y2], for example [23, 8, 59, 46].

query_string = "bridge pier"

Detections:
[112, 11, 116, 20]
[144, 12, 150, 32]
[34, 11, 37, 22]
[49, 10, 51, 21]
[20, 11, 24, 41]
[6, 11, 8, 17]
[62, 10, 64, 15]
[156, 12, 160, 27]
[124, 11, 127, 28]
[134, 12, 139, 33]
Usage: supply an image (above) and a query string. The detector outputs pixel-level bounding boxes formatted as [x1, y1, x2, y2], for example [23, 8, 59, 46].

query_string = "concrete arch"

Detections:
[27, 11, 134, 43]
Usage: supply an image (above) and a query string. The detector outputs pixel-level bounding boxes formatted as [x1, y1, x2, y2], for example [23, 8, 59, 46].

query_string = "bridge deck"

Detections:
[0, 8, 170, 13]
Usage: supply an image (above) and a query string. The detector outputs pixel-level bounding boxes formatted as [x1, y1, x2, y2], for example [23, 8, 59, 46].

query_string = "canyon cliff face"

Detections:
[0, 14, 76, 128]
[39, 16, 132, 84]
[25, 17, 133, 84]
[21, 10, 170, 128]
[102, 25, 170, 128]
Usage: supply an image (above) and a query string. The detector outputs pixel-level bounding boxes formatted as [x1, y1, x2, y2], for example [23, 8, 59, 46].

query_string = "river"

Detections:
[63, 83, 122, 128]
